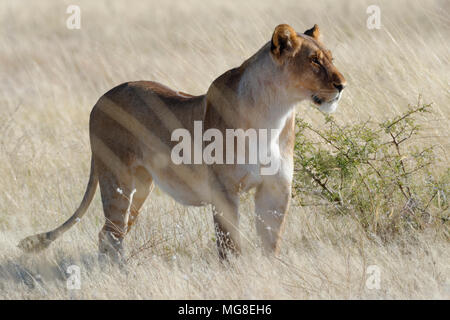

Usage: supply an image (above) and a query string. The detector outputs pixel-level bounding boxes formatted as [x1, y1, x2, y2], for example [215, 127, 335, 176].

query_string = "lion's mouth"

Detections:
[312, 95, 323, 105]
[312, 93, 341, 106]
[312, 92, 341, 114]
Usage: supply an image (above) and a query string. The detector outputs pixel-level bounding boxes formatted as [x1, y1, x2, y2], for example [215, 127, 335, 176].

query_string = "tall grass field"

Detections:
[0, 0, 449, 299]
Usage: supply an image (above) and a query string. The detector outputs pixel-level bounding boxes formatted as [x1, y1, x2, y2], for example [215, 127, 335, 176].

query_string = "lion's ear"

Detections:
[270, 24, 301, 63]
[304, 24, 321, 40]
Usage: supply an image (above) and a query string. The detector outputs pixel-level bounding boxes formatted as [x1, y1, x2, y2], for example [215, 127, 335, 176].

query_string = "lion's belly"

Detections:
[146, 161, 210, 206]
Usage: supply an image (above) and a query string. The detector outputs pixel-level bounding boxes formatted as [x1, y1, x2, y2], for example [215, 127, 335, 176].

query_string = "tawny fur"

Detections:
[19, 24, 346, 260]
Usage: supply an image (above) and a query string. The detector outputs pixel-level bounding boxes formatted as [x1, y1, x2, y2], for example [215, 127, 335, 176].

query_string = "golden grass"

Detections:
[0, 0, 449, 299]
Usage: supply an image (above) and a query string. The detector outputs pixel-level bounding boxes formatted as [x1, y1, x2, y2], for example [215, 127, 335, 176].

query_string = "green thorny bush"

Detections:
[293, 98, 449, 240]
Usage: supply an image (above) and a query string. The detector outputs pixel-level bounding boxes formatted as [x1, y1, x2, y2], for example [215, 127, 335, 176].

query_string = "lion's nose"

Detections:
[333, 83, 345, 92]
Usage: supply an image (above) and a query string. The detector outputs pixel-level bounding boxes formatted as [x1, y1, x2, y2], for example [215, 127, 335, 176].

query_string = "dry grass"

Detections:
[0, 0, 449, 299]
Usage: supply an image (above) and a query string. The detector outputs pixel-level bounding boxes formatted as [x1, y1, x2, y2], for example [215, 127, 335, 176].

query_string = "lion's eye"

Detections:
[312, 57, 320, 65]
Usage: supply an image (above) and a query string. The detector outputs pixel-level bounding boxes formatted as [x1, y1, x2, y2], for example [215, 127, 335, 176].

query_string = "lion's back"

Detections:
[89, 81, 206, 167]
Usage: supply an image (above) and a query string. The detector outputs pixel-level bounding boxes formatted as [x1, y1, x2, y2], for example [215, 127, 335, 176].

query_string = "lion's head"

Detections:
[270, 24, 346, 113]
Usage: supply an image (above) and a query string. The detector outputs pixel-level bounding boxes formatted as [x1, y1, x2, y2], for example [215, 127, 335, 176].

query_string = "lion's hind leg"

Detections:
[97, 164, 152, 263]
[127, 166, 154, 232]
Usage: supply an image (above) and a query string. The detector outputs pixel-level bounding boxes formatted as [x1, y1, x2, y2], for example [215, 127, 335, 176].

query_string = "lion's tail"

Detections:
[18, 157, 98, 253]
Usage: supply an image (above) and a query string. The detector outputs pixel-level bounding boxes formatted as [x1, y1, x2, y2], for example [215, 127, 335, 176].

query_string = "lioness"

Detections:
[19, 24, 346, 260]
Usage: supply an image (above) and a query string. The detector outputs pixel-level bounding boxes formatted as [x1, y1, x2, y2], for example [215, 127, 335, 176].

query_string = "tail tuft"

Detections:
[18, 157, 98, 254]
[18, 233, 54, 253]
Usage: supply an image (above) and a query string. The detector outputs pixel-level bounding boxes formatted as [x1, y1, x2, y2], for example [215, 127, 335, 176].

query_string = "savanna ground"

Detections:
[0, 0, 449, 299]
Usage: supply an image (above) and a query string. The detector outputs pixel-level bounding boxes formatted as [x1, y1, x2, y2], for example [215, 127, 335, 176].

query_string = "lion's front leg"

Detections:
[211, 192, 241, 260]
[254, 179, 291, 255]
